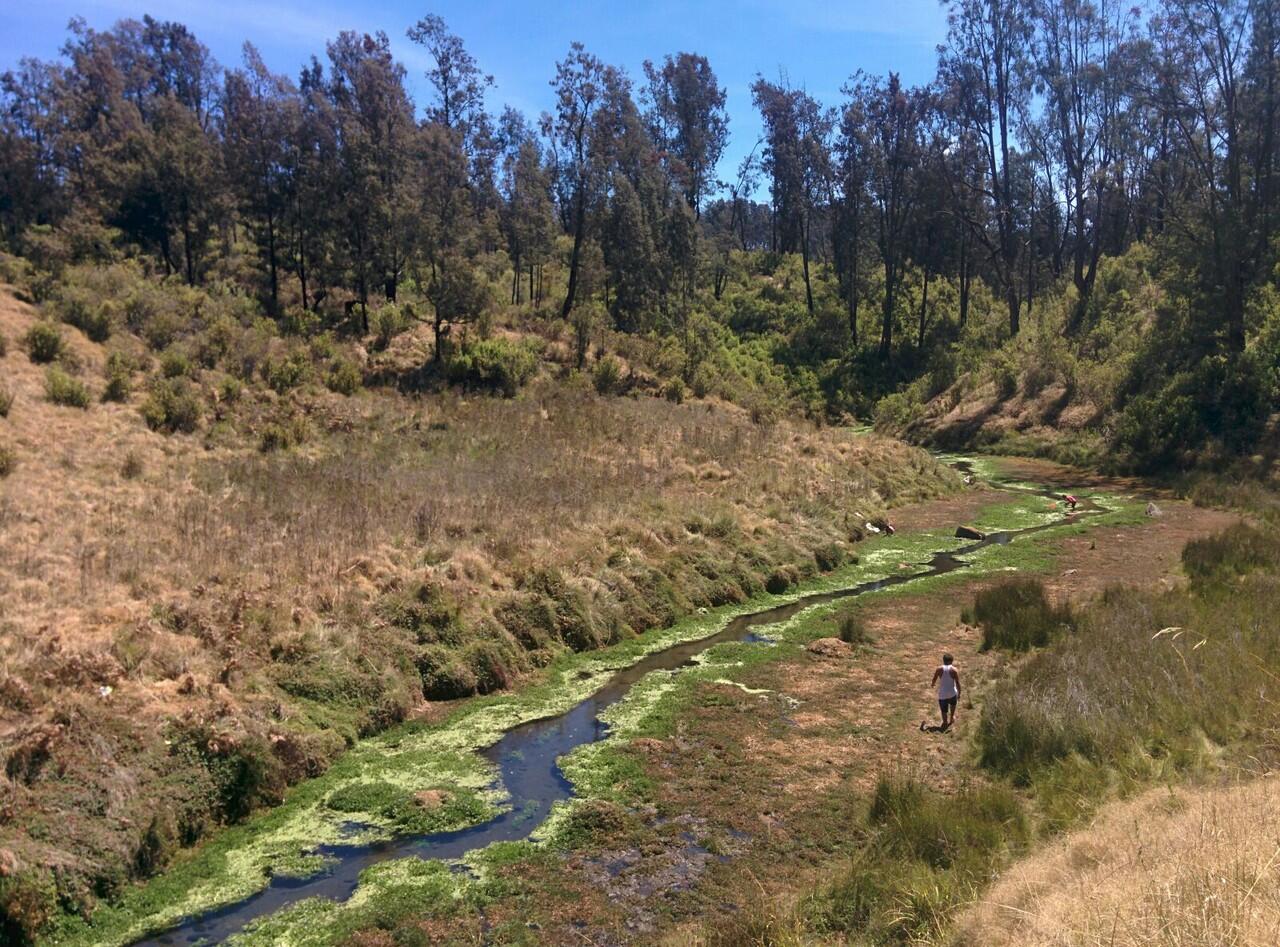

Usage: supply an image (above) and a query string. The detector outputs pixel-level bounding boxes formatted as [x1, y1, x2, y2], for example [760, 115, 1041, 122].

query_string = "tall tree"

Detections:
[642, 52, 729, 217]
[545, 44, 619, 318]
[939, 0, 1034, 337]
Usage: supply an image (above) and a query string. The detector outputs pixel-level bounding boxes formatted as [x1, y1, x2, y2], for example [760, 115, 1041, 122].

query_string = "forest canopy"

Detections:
[2, 0, 1277, 470]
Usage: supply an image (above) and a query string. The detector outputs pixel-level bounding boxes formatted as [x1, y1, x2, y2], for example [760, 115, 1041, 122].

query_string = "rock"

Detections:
[0, 848, 18, 877]
[955, 525, 986, 540]
[413, 789, 452, 810]
[1146, 502, 1163, 517]
[806, 637, 853, 658]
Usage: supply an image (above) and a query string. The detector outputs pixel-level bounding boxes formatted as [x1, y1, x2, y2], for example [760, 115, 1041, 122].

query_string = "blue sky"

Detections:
[3, 0, 950, 185]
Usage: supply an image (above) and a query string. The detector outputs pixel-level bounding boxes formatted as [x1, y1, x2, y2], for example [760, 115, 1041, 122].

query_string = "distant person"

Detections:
[931, 653, 961, 729]
[1063, 494, 1078, 512]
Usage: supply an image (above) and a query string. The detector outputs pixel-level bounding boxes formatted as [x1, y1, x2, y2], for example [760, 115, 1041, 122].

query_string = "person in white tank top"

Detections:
[931, 653, 961, 729]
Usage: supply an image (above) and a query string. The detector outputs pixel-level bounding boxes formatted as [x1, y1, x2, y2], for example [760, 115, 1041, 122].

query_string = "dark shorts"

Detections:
[939, 696, 958, 715]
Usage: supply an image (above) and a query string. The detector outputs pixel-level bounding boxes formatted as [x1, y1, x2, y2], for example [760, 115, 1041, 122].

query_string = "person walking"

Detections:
[931, 653, 961, 729]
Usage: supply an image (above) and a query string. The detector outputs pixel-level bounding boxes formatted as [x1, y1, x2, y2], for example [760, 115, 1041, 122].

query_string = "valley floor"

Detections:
[50, 457, 1250, 947]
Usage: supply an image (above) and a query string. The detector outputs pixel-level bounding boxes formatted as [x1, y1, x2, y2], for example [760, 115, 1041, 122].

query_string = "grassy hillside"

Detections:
[0, 269, 958, 944]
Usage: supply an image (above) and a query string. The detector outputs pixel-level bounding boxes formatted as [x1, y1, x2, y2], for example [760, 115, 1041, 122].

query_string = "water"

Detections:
[137, 475, 1096, 945]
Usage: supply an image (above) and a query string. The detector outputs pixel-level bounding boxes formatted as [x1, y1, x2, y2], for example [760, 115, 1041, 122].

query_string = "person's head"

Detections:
[942, 652, 953, 666]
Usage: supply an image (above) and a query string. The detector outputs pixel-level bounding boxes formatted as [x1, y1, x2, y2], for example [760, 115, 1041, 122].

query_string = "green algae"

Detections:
[45, 477, 1140, 947]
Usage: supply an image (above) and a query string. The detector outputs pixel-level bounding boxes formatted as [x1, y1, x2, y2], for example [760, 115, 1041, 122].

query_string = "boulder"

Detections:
[955, 525, 986, 540]
[1146, 502, 1163, 517]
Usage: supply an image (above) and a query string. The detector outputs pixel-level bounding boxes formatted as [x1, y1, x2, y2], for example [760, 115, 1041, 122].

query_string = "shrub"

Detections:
[0, 330, 7, 356]
[765, 565, 799, 594]
[0, 384, 12, 417]
[836, 610, 871, 646]
[326, 358, 362, 396]
[56, 290, 113, 342]
[813, 541, 846, 572]
[263, 352, 310, 394]
[445, 338, 537, 397]
[0, 444, 14, 478]
[24, 322, 63, 363]
[141, 379, 202, 434]
[1182, 522, 1280, 589]
[593, 355, 623, 394]
[121, 451, 144, 479]
[662, 376, 686, 404]
[968, 578, 1074, 652]
[160, 349, 193, 379]
[101, 353, 132, 403]
[259, 414, 309, 452]
[44, 366, 90, 408]
[369, 303, 407, 351]
[219, 377, 243, 404]
[416, 645, 478, 700]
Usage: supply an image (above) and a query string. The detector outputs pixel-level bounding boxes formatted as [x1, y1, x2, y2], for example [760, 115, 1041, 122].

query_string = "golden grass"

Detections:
[954, 778, 1280, 947]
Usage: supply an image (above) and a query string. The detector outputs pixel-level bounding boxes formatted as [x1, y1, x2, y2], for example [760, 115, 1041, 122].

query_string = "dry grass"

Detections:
[955, 778, 1280, 947]
[0, 281, 959, 932]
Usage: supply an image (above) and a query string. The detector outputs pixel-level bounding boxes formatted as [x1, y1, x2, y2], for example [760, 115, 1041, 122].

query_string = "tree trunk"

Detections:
[801, 216, 815, 316]
[917, 268, 930, 350]
[561, 195, 587, 318]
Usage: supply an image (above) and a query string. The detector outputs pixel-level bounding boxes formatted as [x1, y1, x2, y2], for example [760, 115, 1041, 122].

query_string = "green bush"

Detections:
[0, 384, 12, 417]
[141, 379, 202, 433]
[101, 352, 132, 403]
[836, 610, 871, 646]
[593, 355, 623, 394]
[968, 578, 1074, 652]
[55, 290, 113, 342]
[44, 367, 90, 408]
[263, 352, 311, 394]
[662, 376, 686, 403]
[24, 322, 63, 363]
[326, 358, 362, 396]
[259, 415, 310, 452]
[369, 303, 407, 351]
[0, 444, 14, 478]
[416, 644, 478, 700]
[804, 777, 1026, 943]
[446, 338, 537, 397]
[1182, 522, 1280, 589]
[813, 541, 846, 572]
[0, 330, 7, 356]
[160, 349, 193, 379]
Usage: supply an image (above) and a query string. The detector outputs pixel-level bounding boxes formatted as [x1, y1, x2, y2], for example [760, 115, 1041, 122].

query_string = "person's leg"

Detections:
[948, 696, 958, 725]
[938, 698, 948, 727]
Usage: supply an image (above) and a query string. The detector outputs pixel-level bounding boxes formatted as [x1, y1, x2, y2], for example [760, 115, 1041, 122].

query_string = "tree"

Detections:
[642, 52, 729, 217]
[751, 78, 830, 314]
[939, 0, 1034, 337]
[846, 73, 929, 359]
[498, 108, 556, 305]
[223, 44, 293, 313]
[545, 44, 620, 319]
[322, 31, 417, 321]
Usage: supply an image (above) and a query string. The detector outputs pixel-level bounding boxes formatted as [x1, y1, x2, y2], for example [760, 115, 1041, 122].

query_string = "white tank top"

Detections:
[937, 665, 958, 699]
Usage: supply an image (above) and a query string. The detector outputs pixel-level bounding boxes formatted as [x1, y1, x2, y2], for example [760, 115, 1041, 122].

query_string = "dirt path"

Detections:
[457, 467, 1240, 945]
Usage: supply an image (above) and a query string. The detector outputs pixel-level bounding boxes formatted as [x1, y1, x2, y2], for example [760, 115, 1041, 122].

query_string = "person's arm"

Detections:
[952, 669, 961, 697]
[931, 668, 941, 688]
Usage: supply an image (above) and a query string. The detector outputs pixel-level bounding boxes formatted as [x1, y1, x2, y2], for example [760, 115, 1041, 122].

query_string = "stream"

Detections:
[138, 468, 1097, 945]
